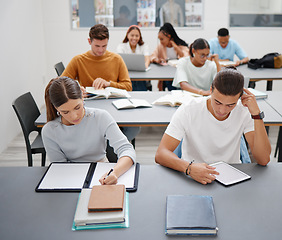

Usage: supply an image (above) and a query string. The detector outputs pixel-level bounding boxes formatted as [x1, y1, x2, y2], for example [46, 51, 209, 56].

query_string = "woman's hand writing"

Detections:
[99, 170, 118, 185]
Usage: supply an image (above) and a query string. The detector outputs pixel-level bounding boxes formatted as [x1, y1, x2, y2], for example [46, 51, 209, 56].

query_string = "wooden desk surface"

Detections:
[1, 164, 282, 240]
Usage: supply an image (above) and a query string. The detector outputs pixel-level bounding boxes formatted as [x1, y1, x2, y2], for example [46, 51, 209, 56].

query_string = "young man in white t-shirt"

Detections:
[155, 68, 271, 185]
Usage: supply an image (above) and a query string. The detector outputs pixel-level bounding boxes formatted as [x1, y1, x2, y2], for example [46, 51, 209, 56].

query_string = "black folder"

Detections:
[35, 162, 140, 192]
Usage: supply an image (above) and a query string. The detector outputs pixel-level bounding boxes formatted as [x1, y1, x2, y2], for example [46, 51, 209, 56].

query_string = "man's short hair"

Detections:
[217, 28, 229, 37]
[212, 67, 244, 97]
[89, 24, 109, 41]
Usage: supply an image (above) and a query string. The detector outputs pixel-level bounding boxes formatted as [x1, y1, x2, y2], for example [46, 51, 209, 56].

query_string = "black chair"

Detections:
[106, 138, 135, 163]
[12, 92, 46, 167]
[54, 62, 65, 76]
[274, 126, 281, 159]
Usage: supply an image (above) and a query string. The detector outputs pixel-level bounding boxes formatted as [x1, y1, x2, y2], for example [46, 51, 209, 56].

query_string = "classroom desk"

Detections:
[128, 63, 176, 81]
[1, 163, 282, 240]
[129, 64, 282, 89]
[264, 91, 282, 162]
[264, 91, 282, 115]
[35, 92, 176, 128]
[237, 64, 282, 90]
[35, 91, 282, 128]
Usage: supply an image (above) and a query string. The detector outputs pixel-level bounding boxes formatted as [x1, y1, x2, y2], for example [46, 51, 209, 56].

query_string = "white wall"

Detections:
[42, 0, 282, 80]
[1, 0, 282, 153]
[0, 0, 47, 153]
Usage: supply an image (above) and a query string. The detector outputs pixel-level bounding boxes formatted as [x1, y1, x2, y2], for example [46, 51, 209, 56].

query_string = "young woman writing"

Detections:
[42, 77, 136, 185]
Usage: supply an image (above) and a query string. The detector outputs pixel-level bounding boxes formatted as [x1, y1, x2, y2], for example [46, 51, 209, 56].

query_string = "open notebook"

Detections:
[35, 162, 140, 192]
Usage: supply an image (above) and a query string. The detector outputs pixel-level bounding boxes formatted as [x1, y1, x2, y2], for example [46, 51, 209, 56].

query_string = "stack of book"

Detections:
[72, 184, 129, 231]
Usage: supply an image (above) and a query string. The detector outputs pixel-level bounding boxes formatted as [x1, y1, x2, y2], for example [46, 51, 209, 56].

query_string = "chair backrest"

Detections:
[54, 62, 65, 76]
[12, 92, 41, 140]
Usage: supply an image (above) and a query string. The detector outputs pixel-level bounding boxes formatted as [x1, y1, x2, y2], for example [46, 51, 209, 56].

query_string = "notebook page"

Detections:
[90, 162, 135, 188]
[38, 163, 90, 189]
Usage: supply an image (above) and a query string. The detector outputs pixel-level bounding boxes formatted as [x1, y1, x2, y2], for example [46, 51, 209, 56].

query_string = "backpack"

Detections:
[248, 52, 282, 69]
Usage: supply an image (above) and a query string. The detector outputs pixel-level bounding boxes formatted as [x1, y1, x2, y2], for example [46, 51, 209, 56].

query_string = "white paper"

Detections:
[85, 87, 131, 99]
[38, 163, 91, 189]
[219, 60, 236, 66]
[90, 162, 136, 188]
[112, 99, 152, 109]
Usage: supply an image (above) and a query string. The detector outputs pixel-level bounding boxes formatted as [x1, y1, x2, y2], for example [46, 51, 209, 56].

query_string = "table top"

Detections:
[256, 95, 282, 126]
[129, 63, 282, 82]
[264, 91, 282, 117]
[237, 64, 282, 81]
[35, 91, 282, 127]
[1, 163, 282, 240]
[35, 92, 177, 127]
[129, 63, 176, 81]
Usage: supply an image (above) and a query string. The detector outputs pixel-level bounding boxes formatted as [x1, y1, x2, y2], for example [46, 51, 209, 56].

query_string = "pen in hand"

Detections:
[104, 168, 114, 180]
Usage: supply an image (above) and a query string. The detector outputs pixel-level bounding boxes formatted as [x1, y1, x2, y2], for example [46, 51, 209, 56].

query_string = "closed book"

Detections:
[248, 88, 268, 99]
[88, 184, 125, 212]
[166, 195, 217, 235]
[74, 188, 126, 226]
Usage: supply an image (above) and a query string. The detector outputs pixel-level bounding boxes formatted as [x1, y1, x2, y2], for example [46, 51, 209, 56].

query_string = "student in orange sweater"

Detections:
[61, 24, 132, 91]
[62, 24, 138, 143]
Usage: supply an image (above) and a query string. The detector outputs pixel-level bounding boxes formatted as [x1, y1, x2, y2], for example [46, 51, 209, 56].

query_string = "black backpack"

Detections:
[248, 52, 282, 69]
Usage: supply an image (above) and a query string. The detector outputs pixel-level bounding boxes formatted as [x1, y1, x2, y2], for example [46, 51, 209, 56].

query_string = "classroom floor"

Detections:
[0, 125, 279, 167]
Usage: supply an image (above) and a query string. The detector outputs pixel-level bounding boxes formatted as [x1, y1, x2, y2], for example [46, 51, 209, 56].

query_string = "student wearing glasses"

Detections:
[172, 38, 221, 96]
[42, 77, 135, 185]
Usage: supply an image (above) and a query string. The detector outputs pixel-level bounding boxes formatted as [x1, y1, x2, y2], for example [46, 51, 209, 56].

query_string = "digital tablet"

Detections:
[210, 162, 251, 186]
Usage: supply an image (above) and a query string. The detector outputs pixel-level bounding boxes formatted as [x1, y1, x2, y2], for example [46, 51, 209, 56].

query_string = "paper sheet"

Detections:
[38, 163, 91, 189]
[90, 162, 136, 188]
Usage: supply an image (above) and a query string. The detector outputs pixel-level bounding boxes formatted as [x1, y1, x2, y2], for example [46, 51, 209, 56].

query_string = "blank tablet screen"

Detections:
[210, 162, 251, 186]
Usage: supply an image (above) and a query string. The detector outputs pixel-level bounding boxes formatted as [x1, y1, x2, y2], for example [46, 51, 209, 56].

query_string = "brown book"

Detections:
[88, 184, 125, 212]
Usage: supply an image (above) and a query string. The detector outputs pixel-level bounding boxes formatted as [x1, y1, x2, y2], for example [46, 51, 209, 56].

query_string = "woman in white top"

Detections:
[42, 77, 135, 185]
[172, 38, 221, 96]
[117, 25, 150, 91]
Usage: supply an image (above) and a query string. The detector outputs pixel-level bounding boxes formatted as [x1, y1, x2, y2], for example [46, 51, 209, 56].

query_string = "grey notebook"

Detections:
[166, 195, 217, 235]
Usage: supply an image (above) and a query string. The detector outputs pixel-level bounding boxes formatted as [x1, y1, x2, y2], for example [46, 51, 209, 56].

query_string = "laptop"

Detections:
[119, 53, 151, 72]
